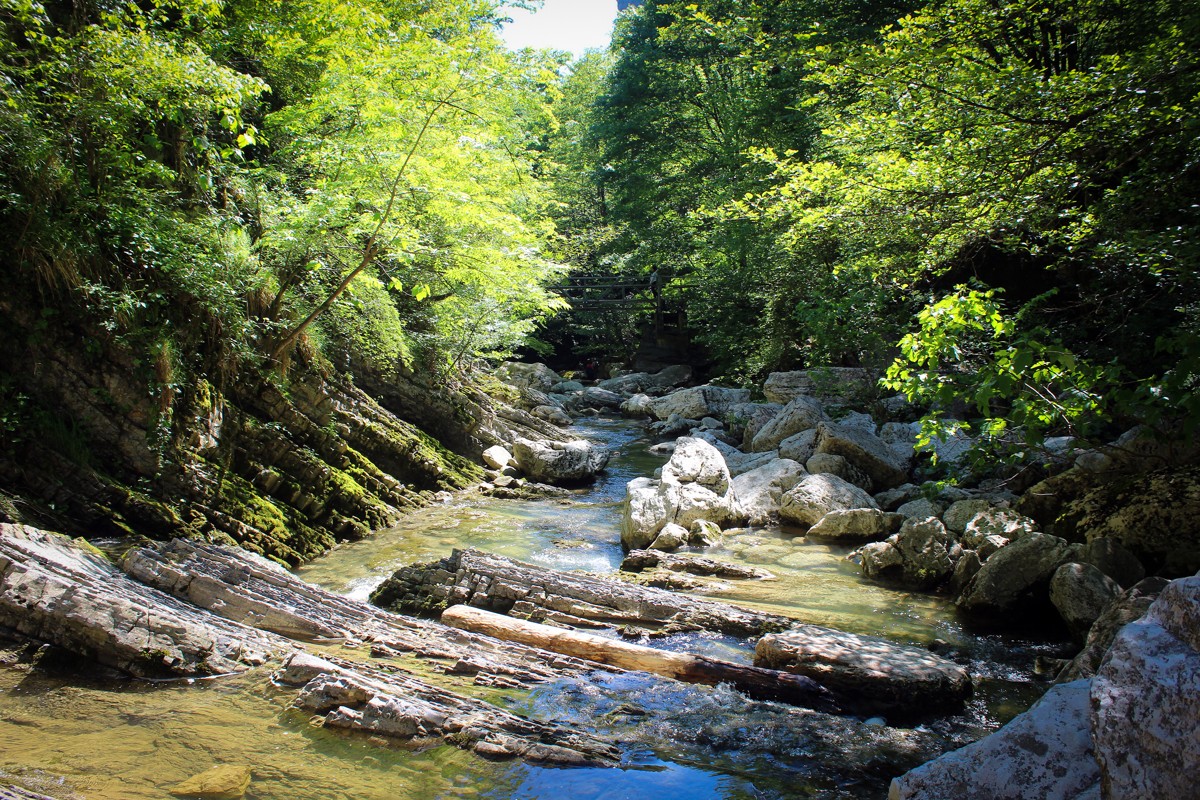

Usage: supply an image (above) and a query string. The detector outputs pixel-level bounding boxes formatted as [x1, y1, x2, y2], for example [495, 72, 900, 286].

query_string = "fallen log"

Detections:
[441, 604, 838, 710]
[375, 548, 975, 719]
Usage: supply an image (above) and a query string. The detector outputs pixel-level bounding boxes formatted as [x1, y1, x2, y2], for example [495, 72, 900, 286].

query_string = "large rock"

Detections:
[724, 449, 781, 478]
[805, 452, 872, 492]
[957, 533, 1075, 616]
[661, 437, 731, 494]
[748, 396, 829, 453]
[730, 459, 807, 526]
[1057, 577, 1170, 683]
[620, 393, 654, 417]
[647, 385, 752, 421]
[1077, 537, 1145, 590]
[814, 422, 910, 490]
[755, 627, 971, 717]
[1070, 467, 1200, 577]
[860, 517, 955, 589]
[928, 430, 975, 467]
[648, 522, 689, 552]
[0, 524, 279, 677]
[762, 368, 875, 406]
[621, 440, 737, 549]
[664, 481, 737, 533]
[778, 473, 879, 528]
[599, 365, 692, 395]
[889, 680, 1099, 800]
[729, 402, 783, 450]
[688, 431, 778, 477]
[942, 498, 993, 534]
[1049, 562, 1121, 643]
[961, 508, 1037, 544]
[895, 497, 944, 520]
[481, 444, 514, 470]
[878, 421, 918, 463]
[532, 405, 572, 426]
[563, 386, 624, 411]
[511, 438, 609, 484]
[622, 477, 673, 549]
[806, 508, 901, 543]
[496, 362, 561, 392]
[1091, 574, 1200, 799]
[778, 428, 819, 464]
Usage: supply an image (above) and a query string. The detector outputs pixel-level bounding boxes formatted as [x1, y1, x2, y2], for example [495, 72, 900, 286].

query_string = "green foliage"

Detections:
[883, 287, 1119, 462]
[248, 0, 568, 370]
[0, 0, 573, 427]
[724, 0, 1200, 447]
[566, 0, 915, 377]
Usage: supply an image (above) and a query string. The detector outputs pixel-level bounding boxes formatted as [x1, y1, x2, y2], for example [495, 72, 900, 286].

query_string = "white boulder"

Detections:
[730, 459, 807, 526]
[512, 438, 609, 484]
[779, 473, 878, 528]
[748, 396, 830, 452]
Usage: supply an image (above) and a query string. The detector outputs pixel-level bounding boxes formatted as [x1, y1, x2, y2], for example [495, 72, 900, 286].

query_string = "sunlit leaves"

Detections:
[884, 287, 1120, 463]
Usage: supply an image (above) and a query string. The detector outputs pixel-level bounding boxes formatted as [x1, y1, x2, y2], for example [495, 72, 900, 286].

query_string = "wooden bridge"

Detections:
[548, 275, 658, 311]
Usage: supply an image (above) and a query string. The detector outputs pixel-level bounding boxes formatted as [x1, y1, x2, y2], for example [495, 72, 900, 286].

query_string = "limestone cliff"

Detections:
[0, 292, 548, 566]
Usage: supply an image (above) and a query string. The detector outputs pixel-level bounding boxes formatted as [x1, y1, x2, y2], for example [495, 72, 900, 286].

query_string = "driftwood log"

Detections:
[442, 605, 838, 710]
[373, 548, 974, 717]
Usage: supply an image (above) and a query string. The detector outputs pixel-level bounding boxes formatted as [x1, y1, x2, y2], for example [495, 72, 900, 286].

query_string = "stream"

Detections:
[0, 416, 1067, 799]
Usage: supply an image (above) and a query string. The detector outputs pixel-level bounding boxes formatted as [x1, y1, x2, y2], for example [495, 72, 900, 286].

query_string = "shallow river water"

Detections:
[1, 417, 1064, 800]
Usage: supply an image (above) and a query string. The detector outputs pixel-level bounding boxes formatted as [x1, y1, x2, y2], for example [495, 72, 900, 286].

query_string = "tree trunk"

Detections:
[441, 605, 838, 710]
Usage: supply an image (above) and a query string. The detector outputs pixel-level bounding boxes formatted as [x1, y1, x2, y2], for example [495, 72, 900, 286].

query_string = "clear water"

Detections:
[0, 416, 1066, 799]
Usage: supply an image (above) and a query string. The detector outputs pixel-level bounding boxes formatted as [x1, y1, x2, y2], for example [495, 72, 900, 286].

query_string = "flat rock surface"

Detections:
[372, 548, 795, 638]
[0, 523, 279, 677]
[620, 549, 775, 581]
[2, 527, 627, 768]
[889, 680, 1099, 800]
[754, 627, 972, 717]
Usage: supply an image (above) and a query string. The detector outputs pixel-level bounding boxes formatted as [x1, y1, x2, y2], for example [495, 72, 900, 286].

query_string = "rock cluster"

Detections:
[611, 366, 1185, 703]
[0, 524, 625, 766]
[890, 572, 1200, 799]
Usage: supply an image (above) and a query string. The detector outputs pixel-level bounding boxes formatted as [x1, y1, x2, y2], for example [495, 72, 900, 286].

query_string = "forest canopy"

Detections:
[552, 0, 1200, 456]
[2, 0, 1197, 466]
[0, 0, 568, 396]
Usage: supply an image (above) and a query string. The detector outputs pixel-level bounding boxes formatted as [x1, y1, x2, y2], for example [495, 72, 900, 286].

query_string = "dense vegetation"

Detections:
[0, 0, 572, 555]
[0, 0, 1197, 541]
[554, 0, 1200, 459]
[0, 0, 569, 386]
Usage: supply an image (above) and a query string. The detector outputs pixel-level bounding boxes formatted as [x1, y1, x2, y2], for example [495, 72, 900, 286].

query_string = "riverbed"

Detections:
[0, 416, 1066, 799]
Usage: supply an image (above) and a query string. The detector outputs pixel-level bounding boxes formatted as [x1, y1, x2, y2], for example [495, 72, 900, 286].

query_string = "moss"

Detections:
[327, 467, 368, 501]
[70, 536, 108, 559]
[215, 472, 318, 563]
